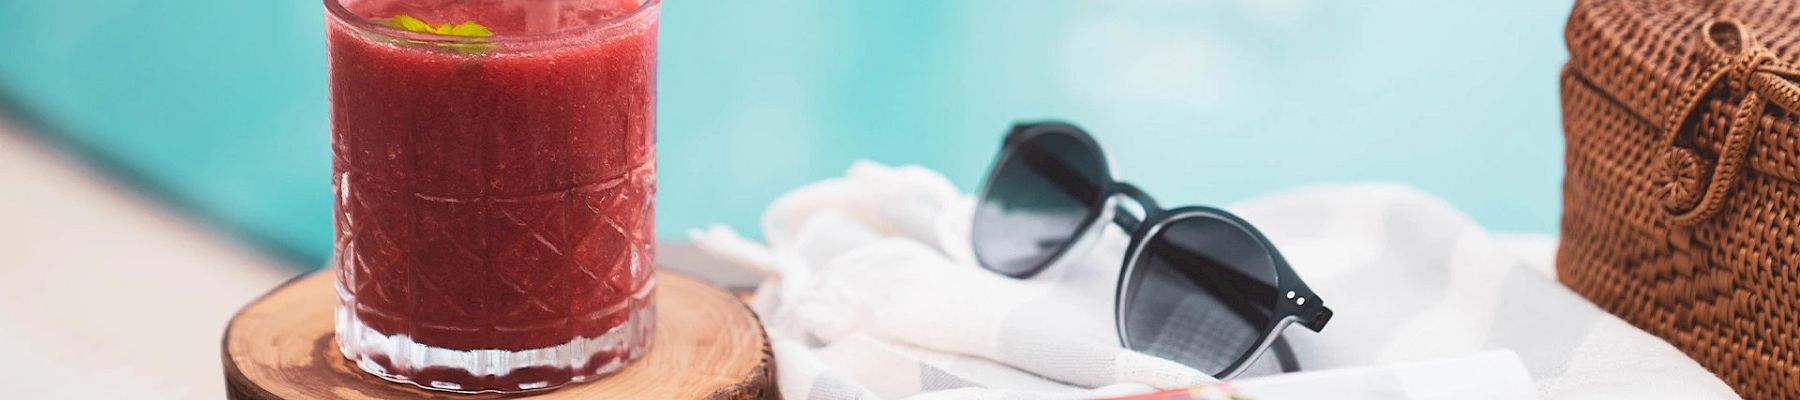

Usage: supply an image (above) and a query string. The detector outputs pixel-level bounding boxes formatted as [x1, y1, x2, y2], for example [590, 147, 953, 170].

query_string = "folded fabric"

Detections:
[690, 161, 1738, 399]
[1095, 350, 1533, 400]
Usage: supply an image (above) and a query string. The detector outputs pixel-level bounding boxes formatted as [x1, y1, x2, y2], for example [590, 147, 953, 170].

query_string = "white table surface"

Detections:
[0, 120, 293, 398]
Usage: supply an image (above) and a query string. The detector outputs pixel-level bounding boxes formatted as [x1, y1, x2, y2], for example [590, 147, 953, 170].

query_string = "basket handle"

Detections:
[1655, 18, 1800, 226]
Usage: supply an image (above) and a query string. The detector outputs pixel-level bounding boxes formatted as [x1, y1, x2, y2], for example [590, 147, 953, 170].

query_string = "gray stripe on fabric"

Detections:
[807, 372, 875, 400]
[1481, 265, 1599, 379]
[996, 317, 1115, 384]
[920, 365, 981, 391]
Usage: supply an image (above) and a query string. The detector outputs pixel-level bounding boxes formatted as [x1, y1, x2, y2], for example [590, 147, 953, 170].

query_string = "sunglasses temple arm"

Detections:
[1271, 337, 1301, 373]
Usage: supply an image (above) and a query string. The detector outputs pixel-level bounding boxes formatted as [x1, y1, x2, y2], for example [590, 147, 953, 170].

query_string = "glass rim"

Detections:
[324, 0, 660, 44]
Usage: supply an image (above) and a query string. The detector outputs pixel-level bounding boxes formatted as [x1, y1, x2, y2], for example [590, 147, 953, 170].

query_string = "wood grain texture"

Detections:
[222, 270, 774, 399]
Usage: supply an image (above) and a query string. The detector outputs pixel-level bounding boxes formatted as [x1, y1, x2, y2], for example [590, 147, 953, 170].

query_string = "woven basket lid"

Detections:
[1566, 0, 1800, 126]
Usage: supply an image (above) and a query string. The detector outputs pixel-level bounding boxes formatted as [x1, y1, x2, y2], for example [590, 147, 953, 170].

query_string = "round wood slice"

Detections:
[222, 271, 773, 399]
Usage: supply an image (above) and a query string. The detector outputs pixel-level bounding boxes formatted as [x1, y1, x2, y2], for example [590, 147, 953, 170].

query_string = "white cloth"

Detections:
[690, 161, 1738, 399]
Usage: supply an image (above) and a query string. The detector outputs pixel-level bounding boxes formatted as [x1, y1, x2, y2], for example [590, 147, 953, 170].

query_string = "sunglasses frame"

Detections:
[976, 121, 1334, 379]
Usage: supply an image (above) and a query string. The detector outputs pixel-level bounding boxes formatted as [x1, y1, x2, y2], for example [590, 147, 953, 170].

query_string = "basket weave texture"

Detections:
[1559, 0, 1800, 397]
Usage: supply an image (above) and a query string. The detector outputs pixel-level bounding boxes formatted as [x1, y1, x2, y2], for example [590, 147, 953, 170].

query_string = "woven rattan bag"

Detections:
[1558, 0, 1800, 397]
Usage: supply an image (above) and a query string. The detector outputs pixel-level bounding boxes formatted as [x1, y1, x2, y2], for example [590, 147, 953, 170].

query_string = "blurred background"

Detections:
[0, 0, 1570, 268]
[0, 0, 1572, 398]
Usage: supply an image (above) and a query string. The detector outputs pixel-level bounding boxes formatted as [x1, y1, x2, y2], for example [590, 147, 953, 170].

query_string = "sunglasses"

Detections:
[971, 121, 1333, 379]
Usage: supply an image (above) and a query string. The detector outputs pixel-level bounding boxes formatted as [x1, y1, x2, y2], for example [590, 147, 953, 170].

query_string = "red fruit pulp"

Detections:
[327, 0, 657, 355]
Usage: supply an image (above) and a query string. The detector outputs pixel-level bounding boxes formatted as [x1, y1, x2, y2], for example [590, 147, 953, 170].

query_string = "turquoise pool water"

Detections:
[0, 0, 1573, 267]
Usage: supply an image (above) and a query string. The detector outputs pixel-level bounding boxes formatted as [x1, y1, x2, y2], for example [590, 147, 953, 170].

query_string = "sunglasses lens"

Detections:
[973, 129, 1107, 277]
[1121, 213, 1281, 377]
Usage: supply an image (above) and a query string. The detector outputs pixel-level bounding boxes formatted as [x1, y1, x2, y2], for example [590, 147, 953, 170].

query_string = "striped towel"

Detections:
[690, 161, 1737, 399]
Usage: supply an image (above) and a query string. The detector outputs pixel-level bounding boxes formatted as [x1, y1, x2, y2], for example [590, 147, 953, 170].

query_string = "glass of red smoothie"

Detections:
[324, 0, 657, 393]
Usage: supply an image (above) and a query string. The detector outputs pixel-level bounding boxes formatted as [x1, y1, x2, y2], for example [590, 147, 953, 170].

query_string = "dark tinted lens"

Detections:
[1121, 213, 1280, 377]
[972, 130, 1107, 277]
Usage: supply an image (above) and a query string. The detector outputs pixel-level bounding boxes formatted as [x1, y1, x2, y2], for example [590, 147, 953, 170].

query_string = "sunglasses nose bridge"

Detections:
[1108, 182, 1164, 234]
[1114, 182, 1161, 215]
[1108, 193, 1147, 233]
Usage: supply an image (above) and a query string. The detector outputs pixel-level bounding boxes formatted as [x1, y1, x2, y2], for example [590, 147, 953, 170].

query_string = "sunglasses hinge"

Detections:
[1303, 306, 1334, 332]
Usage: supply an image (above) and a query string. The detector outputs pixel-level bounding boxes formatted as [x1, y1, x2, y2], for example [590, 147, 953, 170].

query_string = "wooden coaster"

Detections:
[222, 270, 774, 399]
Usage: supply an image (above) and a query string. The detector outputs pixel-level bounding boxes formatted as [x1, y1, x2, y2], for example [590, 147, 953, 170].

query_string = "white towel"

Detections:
[690, 161, 1738, 399]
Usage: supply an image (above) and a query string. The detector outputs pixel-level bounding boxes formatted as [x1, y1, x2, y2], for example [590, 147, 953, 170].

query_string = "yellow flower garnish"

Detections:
[448, 21, 494, 37]
[376, 14, 496, 54]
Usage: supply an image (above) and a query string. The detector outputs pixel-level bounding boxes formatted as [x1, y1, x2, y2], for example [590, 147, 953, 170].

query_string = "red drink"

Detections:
[325, 0, 657, 393]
